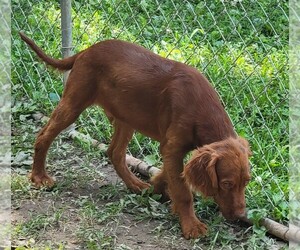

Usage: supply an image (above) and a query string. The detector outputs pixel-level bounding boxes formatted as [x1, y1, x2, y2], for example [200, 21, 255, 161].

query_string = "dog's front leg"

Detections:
[162, 145, 207, 239]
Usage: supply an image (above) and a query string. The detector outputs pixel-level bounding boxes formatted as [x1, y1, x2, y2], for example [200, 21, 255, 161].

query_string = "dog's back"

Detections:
[20, 32, 234, 143]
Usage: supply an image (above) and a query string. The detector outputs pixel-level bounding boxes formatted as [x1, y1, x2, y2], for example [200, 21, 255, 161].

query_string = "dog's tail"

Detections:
[19, 32, 80, 71]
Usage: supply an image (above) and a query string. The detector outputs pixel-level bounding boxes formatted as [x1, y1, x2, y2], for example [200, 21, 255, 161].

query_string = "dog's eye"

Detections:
[221, 181, 233, 189]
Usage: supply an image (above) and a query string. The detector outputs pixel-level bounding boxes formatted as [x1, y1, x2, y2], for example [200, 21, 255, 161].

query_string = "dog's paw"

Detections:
[29, 172, 55, 188]
[181, 218, 208, 239]
[127, 179, 151, 193]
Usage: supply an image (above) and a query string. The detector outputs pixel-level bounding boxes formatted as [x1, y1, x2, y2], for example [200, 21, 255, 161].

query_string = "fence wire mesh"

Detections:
[12, 0, 289, 222]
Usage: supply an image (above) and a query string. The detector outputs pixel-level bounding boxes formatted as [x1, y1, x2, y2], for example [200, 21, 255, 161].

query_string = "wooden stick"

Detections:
[240, 216, 300, 244]
[126, 154, 161, 177]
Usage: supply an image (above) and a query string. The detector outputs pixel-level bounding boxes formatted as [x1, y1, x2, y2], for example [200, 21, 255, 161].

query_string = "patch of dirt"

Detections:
[114, 215, 187, 250]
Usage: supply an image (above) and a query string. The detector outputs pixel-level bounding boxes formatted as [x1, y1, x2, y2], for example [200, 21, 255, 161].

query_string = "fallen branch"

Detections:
[125, 154, 161, 177]
[32, 113, 300, 243]
[240, 217, 300, 244]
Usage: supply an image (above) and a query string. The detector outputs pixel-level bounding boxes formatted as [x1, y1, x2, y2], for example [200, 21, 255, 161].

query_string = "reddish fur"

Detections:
[183, 137, 251, 220]
[19, 32, 251, 239]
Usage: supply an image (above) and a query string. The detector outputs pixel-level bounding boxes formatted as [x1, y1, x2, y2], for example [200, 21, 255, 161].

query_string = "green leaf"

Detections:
[49, 92, 60, 102]
[143, 154, 157, 166]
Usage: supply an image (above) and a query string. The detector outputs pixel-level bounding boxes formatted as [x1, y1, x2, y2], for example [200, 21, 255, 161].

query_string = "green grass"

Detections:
[12, 0, 289, 248]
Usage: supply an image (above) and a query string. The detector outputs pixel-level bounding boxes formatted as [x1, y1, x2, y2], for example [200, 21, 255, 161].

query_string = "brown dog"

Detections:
[19, 32, 251, 239]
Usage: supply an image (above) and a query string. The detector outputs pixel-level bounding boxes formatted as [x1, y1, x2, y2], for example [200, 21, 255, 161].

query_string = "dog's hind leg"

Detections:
[107, 119, 150, 193]
[30, 94, 90, 188]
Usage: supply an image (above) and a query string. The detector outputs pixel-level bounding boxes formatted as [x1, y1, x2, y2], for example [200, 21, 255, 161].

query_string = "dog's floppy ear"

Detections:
[238, 136, 252, 156]
[183, 146, 219, 197]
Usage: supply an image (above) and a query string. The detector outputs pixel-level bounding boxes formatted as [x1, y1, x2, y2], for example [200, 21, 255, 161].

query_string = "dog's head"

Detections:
[183, 136, 251, 220]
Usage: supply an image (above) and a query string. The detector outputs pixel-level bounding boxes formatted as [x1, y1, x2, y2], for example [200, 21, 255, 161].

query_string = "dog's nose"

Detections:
[222, 210, 246, 221]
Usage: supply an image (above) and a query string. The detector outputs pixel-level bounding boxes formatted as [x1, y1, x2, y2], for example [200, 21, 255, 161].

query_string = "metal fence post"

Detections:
[60, 0, 72, 85]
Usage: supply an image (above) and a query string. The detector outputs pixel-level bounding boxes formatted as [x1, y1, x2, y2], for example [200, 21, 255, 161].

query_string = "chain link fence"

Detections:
[12, 0, 289, 222]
